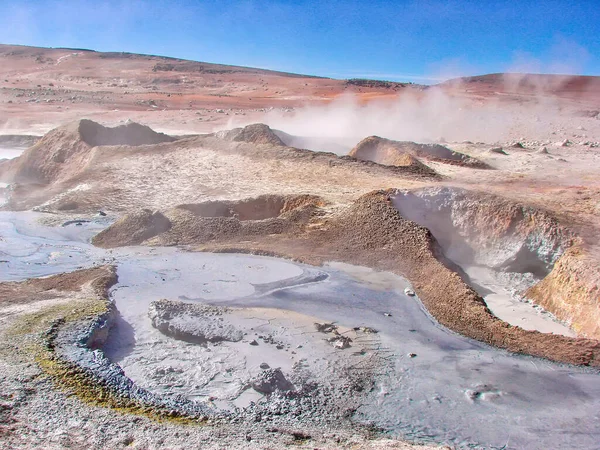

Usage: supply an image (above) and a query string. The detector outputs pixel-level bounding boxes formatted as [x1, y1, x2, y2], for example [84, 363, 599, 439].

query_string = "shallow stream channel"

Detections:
[1, 211, 599, 449]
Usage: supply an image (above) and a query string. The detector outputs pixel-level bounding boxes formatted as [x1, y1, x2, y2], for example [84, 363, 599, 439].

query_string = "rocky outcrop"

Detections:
[350, 136, 489, 169]
[250, 368, 295, 394]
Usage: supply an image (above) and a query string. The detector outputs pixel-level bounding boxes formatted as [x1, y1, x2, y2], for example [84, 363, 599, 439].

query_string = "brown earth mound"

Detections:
[0, 122, 439, 212]
[92, 209, 171, 248]
[199, 131, 441, 179]
[184, 190, 598, 366]
[0, 120, 90, 184]
[0, 265, 117, 307]
[348, 143, 437, 176]
[78, 119, 175, 147]
[215, 123, 285, 146]
[350, 136, 490, 169]
[94, 194, 324, 247]
[0, 119, 174, 185]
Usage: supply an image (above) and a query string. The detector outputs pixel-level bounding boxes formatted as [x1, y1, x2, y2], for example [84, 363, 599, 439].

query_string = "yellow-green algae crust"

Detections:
[4, 298, 200, 424]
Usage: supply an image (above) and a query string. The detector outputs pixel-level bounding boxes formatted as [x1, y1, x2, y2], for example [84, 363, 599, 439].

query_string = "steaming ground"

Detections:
[1, 46, 600, 449]
[1, 212, 600, 449]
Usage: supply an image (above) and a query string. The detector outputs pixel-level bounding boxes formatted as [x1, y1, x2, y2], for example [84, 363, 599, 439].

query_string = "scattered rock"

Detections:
[259, 363, 270, 370]
[327, 335, 352, 349]
[561, 139, 572, 147]
[314, 322, 337, 333]
[250, 368, 295, 394]
[408, 353, 417, 358]
[384, 312, 392, 317]
[511, 142, 524, 149]
[537, 147, 549, 154]
[404, 287, 416, 296]
[356, 326, 378, 334]
[249, 340, 259, 346]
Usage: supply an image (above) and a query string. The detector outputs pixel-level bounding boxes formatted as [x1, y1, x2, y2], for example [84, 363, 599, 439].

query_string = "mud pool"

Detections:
[1, 211, 600, 449]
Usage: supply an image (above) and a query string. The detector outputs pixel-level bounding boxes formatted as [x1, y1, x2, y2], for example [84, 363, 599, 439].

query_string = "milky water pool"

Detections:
[1, 211, 599, 449]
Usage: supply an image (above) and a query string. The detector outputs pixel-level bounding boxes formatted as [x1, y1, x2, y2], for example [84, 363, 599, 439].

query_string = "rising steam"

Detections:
[225, 80, 569, 154]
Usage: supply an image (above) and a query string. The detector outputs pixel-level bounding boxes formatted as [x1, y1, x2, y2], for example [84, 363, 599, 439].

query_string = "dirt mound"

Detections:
[0, 265, 117, 306]
[0, 119, 174, 186]
[216, 123, 285, 146]
[78, 119, 175, 147]
[200, 132, 440, 179]
[347, 139, 437, 175]
[0, 121, 90, 184]
[92, 209, 171, 248]
[1, 123, 438, 212]
[178, 194, 323, 220]
[94, 194, 324, 247]
[350, 136, 490, 168]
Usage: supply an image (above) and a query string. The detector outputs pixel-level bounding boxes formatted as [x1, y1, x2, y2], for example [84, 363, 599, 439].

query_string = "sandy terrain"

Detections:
[1, 45, 600, 449]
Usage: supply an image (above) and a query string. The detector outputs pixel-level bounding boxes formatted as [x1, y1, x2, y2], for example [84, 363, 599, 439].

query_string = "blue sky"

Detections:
[0, 0, 598, 83]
